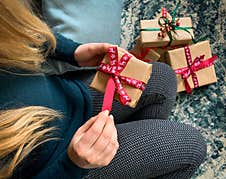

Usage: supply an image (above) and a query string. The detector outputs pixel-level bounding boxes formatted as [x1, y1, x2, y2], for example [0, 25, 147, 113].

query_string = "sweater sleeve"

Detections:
[33, 150, 88, 179]
[51, 32, 81, 66]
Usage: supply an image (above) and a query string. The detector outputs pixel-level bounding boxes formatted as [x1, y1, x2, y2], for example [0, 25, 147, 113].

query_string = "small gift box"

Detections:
[130, 37, 160, 62]
[152, 44, 186, 63]
[90, 47, 153, 108]
[166, 41, 218, 93]
[131, 36, 186, 63]
[140, 7, 194, 47]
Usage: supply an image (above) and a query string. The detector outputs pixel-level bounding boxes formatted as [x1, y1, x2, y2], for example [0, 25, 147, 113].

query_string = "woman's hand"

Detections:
[67, 110, 119, 169]
[74, 43, 113, 67]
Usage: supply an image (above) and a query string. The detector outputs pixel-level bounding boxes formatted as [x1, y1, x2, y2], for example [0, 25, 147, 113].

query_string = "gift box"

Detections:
[140, 17, 194, 48]
[152, 44, 187, 63]
[130, 37, 160, 62]
[131, 36, 186, 63]
[140, 6, 194, 48]
[90, 47, 153, 108]
[166, 41, 217, 93]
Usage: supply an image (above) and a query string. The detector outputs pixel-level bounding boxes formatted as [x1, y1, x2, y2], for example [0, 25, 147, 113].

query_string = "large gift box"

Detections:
[166, 41, 217, 93]
[140, 7, 194, 48]
[90, 47, 152, 108]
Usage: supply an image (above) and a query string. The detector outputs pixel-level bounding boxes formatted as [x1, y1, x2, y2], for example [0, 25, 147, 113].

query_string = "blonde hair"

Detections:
[0, 0, 61, 178]
[0, 0, 56, 71]
[0, 107, 61, 178]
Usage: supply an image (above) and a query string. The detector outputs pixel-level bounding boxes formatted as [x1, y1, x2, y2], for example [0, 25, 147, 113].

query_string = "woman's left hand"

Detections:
[74, 43, 113, 67]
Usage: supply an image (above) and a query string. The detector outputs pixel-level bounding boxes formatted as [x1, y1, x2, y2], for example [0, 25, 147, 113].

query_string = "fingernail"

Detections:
[103, 110, 109, 116]
[109, 114, 114, 120]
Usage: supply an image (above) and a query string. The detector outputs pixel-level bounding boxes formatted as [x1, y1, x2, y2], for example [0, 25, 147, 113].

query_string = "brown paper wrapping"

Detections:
[140, 17, 194, 47]
[153, 45, 187, 63]
[153, 48, 167, 62]
[90, 48, 153, 108]
[166, 41, 217, 92]
[131, 36, 186, 63]
[131, 37, 160, 62]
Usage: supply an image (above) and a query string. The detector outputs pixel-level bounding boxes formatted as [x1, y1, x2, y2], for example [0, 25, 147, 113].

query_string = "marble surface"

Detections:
[120, 0, 226, 178]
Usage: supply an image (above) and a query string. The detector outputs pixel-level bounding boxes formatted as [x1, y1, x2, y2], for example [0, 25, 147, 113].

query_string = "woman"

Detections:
[0, 0, 206, 179]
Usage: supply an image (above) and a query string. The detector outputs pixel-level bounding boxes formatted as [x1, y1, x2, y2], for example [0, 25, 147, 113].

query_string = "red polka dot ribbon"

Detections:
[174, 46, 218, 94]
[98, 47, 146, 111]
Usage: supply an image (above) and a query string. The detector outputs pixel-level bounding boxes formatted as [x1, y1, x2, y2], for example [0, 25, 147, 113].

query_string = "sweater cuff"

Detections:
[54, 32, 81, 65]
[62, 151, 89, 178]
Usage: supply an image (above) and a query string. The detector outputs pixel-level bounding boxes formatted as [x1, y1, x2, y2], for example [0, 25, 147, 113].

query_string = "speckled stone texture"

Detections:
[120, 0, 225, 178]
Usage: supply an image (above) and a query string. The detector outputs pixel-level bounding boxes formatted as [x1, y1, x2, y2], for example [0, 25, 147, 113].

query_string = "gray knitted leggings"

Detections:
[71, 62, 207, 179]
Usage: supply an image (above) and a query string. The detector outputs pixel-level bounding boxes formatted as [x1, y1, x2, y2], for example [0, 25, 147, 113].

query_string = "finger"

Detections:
[78, 60, 98, 67]
[88, 115, 116, 156]
[72, 115, 97, 144]
[78, 110, 109, 149]
[109, 115, 118, 142]
[92, 43, 115, 55]
[118, 47, 128, 54]
[96, 137, 119, 166]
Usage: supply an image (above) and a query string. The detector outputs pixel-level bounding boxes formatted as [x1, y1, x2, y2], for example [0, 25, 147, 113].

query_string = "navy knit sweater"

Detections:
[0, 34, 91, 179]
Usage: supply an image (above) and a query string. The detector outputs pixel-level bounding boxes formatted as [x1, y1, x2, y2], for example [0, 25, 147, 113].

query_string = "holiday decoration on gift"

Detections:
[140, 2, 194, 47]
[166, 41, 218, 93]
[156, 7, 182, 39]
[90, 47, 152, 111]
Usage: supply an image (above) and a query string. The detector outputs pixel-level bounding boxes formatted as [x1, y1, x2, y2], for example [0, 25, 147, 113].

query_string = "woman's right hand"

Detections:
[67, 110, 119, 169]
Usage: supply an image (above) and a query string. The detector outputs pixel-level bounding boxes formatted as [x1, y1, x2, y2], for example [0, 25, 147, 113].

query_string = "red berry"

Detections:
[162, 8, 167, 18]
[176, 19, 180, 26]
[158, 32, 162, 37]
[166, 27, 170, 32]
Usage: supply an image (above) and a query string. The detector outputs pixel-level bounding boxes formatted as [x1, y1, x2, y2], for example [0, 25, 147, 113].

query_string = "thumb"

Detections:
[94, 43, 115, 55]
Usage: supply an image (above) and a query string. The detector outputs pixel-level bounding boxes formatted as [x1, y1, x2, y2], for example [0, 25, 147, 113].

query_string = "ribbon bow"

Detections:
[98, 47, 146, 111]
[175, 46, 218, 93]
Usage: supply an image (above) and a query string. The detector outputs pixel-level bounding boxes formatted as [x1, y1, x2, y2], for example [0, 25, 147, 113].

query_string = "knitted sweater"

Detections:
[0, 34, 91, 179]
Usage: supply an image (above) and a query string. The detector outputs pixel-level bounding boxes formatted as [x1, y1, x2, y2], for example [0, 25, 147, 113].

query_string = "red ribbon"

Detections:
[98, 47, 146, 111]
[130, 45, 184, 62]
[130, 48, 152, 62]
[174, 46, 218, 94]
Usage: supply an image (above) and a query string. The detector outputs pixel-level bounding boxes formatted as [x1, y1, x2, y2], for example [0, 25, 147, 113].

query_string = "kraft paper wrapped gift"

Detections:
[90, 47, 153, 108]
[131, 37, 186, 63]
[166, 41, 217, 92]
[152, 45, 187, 63]
[140, 17, 194, 47]
[130, 37, 160, 62]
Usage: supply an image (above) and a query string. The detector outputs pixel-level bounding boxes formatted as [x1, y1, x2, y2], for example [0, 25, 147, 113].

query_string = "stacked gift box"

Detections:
[90, 5, 218, 111]
[131, 5, 218, 93]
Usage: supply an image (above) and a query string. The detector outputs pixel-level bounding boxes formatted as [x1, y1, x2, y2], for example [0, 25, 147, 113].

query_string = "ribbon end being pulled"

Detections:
[101, 77, 116, 112]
